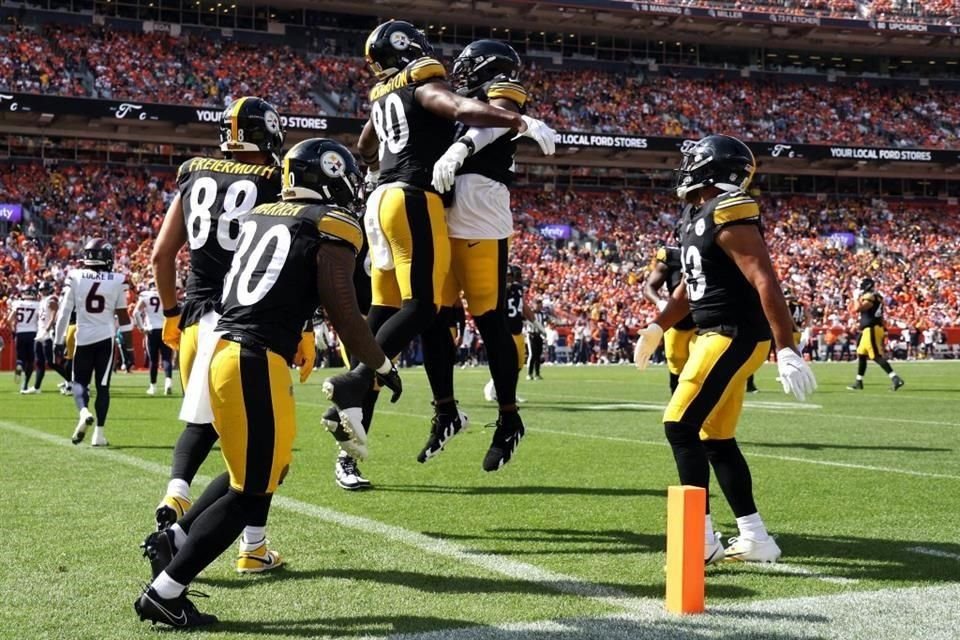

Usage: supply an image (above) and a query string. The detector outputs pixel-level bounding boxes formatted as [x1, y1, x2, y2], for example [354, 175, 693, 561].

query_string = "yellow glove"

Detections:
[162, 311, 182, 351]
[294, 332, 316, 383]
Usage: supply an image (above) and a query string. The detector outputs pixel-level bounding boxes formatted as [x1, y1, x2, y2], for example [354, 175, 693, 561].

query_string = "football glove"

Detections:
[431, 141, 470, 194]
[162, 312, 181, 351]
[776, 348, 817, 402]
[294, 332, 316, 383]
[633, 323, 664, 371]
[515, 115, 557, 156]
[376, 365, 403, 403]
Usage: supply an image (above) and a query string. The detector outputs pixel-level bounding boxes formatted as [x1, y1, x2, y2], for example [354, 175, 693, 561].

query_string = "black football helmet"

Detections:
[364, 20, 434, 80]
[859, 277, 875, 293]
[675, 134, 756, 200]
[507, 264, 522, 282]
[20, 284, 38, 298]
[281, 138, 362, 208]
[219, 96, 285, 164]
[83, 238, 114, 271]
[452, 39, 522, 98]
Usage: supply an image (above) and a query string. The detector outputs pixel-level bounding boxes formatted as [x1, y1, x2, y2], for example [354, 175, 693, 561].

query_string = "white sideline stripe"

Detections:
[748, 561, 859, 585]
[531, 427, 960, 481]
[907, 546, 960, 561]
[0, 420, 661, 616]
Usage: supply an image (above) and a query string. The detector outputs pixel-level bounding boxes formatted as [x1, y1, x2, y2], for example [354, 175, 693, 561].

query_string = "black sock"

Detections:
[422, 306, 457, 403]
[165, 489, 269, 585]
[64, 359, 73, 381]
[361, 388, 380, 434]
[94, 383, 110, 425]
[474, 310, 518, 406]
[374, 300, 436, 360]
[874, 356, 894, 375]
[34, 366, 45, 389]
[170, 423, 219, 484]
[857, 355, 867, 377]
[177, 472, 231, 534]
[664, 421, 710, 511]
[704, 438, 757, 518]
[669, 372, 679, 393]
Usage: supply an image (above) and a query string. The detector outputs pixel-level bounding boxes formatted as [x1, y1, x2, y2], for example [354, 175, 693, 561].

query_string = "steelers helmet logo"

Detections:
[320, 151, 347, 177]
[264, 110, 280, 134]
[390, 31, 410, 50]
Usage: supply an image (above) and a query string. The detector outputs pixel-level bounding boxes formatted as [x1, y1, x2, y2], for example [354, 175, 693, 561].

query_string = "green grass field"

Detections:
[3, 361, 959, 639]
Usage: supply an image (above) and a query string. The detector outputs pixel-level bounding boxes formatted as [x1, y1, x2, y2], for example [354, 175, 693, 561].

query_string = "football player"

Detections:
[423, 39, 554, 469]
[634, 135, 816, 564]
[643, 243, 696, 393]
[31, 281, 66, 393]
[482, 265, 538, 403]
[135, 139, 401, 629]
[149, 96, 284, 569]
[847, 278, 904, 391]
[53, 240, 134, 446]
[319, 23, 555, 485]
[7, 285, 39, 393]
[133, 280, 174, 395]
[785, 287, 806, 349]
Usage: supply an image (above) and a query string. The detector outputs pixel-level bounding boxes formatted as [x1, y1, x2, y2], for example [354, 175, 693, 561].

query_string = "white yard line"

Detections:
[907, 546, 960, 561]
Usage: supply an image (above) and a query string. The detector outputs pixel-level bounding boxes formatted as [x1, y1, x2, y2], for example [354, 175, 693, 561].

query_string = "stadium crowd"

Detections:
[4, 24, 960, 149]
[3, 163, 957, 356]
[671, 0, 957, 22]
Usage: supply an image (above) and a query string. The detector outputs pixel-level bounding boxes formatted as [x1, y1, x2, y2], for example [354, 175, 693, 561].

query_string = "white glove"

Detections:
[655, 299, 668, 312]
[776, 348, 817, 402]
[431, 142, 470, 194]
[515, 115, 556, 156]
[633, 323, 664, 371]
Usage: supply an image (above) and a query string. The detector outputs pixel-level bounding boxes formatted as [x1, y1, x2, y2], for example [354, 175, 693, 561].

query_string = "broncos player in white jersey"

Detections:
[54, 239, 134, 447]
[6, 285, 40, 393]
[133, 281, 174, 396]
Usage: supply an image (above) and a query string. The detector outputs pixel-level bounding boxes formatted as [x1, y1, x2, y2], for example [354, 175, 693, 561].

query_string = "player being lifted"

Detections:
[847, 277, 904, 391]
[133, 280, 174, 396]
[53, 239, 134, 446]
[320, 22, 555, 485]
[134, 139, 401, 628]
[7, 284, 39, 393]
[150, 97, 285, 570]
[423, 39, 554, 469]
[643, 243, 696, 393]
[634, 135, 816, 564]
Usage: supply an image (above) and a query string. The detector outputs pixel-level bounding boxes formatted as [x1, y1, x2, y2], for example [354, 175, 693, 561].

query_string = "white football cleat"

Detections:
[705, 531, 725, 565]
[20, 387, 39, 395]
[146, 384, 156, 396]
[724, 536, 782, 563]
[91, 426, 109, 447]
[72, 408, 95, 444]
[483, 379, 497, 402]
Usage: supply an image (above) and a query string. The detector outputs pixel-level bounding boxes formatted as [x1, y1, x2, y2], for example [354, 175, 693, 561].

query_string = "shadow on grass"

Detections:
[198, 614, 479, 637]
[740, 441, 952, 453]
[376, 484, 662, 498]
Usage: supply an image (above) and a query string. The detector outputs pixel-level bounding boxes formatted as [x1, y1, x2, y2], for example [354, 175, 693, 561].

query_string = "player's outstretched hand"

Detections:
[376, 365, 403, 403]
[295, 332, 316, 383]
[516, 115, 556, 156]
[431, 142, 470, 194]
[776, 348, 817, 402]
[633, 323, 664, 371]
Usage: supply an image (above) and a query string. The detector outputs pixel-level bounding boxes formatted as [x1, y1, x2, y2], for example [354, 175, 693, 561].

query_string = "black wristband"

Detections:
[163, 305, 181, 318]
[456, 136, 476, 156]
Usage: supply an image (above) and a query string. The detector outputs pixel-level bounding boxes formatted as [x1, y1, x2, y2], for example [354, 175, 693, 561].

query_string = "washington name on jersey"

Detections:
[678, 191, 771, 340]
[177, 156, 282, 326]
[369, 57, 456, 192]
[57, 269, 128, 346]
[217, 201, 363, 362]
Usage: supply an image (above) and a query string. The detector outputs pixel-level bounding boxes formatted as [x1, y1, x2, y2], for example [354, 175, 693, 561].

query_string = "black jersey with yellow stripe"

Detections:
[655, 245, 695, 331]
[369, 57, 456, 192]
[678, 191, 770, 340]
[216, 200, 363, 362]
[177, 157, 282, 326]
[858, 291, 884, 328]
[458, 80, 528, 186]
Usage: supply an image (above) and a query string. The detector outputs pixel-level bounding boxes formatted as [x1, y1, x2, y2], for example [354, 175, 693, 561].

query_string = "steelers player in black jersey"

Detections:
[324, 22, 553, 480]
[418, 40, 554, 469]
[644, 244, 696, 393]
[135, 139, 402, 628]
[634, 135, 816, 565]
[784, 287, 806, 349]
[150, 97, 284, 565]
[847, 277, 904, 391]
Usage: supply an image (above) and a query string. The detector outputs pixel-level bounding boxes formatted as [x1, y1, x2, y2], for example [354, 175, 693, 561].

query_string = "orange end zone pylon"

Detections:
[665, 485, 706, 614]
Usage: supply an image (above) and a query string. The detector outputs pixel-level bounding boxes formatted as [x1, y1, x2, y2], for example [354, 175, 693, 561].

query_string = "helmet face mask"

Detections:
[675, 135, 756, 201]
[83, 238, 114, 272]
[281, 138, 363, 209]
[365, 20, 434, 80]
[219, 97, 285, 164]
[452, 40, 522, 98]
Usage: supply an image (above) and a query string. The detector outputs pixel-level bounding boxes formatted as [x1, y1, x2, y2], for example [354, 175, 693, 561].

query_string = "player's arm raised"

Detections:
[151, 192, 187, 350]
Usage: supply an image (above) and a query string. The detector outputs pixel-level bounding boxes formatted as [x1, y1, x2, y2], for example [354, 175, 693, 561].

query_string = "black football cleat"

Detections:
[141, 529, 176, 580]
[846, 380, 863, 391]
[482, 411, 525, 472]
[134, 586, 217, 628]
[418, 408, 469, 463]
[891, 375, 905, 392]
